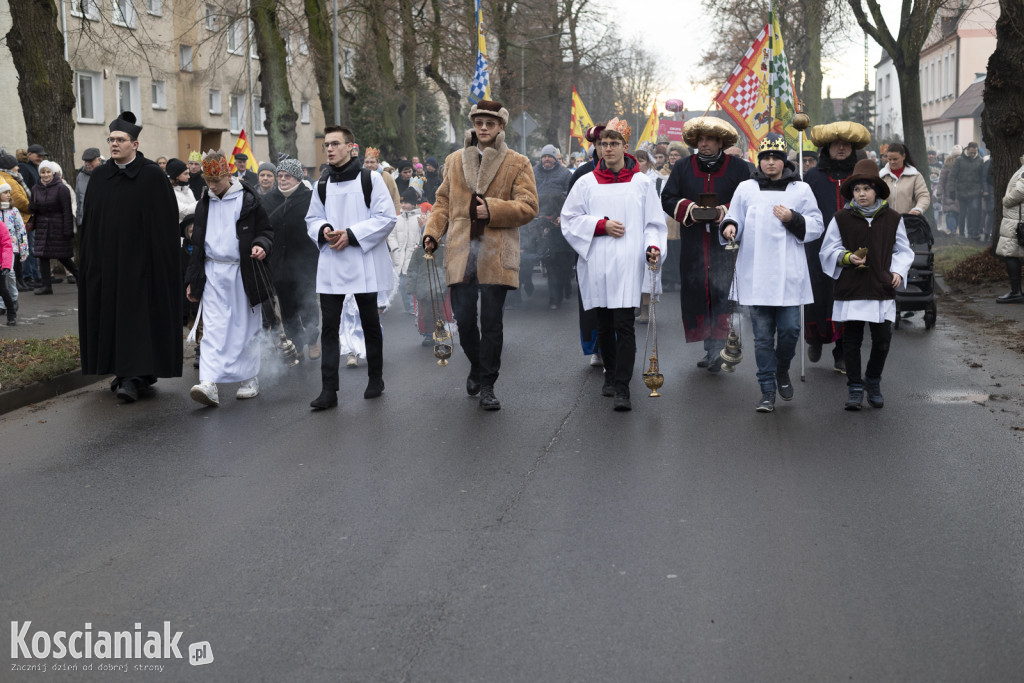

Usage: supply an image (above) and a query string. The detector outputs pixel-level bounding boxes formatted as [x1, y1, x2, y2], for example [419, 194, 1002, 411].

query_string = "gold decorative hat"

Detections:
[188, 150, 202, 163]
[808, 121, 871, 150]
[364, 146, 380, 160]
[683, 116, 739, 148]
[605, 117, 632, 144]
[201, 150, 231, 178]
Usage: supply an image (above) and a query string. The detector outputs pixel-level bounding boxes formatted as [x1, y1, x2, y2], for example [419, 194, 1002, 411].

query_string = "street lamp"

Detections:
[514, 32, 569, 155]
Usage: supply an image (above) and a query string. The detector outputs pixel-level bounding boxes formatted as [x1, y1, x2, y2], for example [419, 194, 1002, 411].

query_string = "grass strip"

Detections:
[0, 335, 81, 392]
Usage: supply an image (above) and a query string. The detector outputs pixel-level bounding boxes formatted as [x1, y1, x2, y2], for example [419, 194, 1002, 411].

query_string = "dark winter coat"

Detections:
[261, 184, 318, 285]
[78, 152, 183, 378]
[185, 181, 274, 307]
[75, 165, 93, 226]
[422, 170, 442, 204]
[29, 178, 74, 259]
[950, 153, 985, 200]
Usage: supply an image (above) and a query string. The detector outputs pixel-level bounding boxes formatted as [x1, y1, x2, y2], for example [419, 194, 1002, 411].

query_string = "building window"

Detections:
[885, 74, 891, 100]
[227, 19, 245, 55]
[209, 89, 222, 115]
[253, 96, 266, 135]
[343, 47, 354, 79]
[76, 71, 103, 123]
[112, 0, 136, 28]
[146, 0, 160, 15]
[151, 80, 166, 109]
[229, 93, 243, 132]
[116, 75, 141, 119]
[300, 100, 310, 124]
[71, 0, 100, 20]
[204, 4, 217, 30]
[179, 45, 194, 72]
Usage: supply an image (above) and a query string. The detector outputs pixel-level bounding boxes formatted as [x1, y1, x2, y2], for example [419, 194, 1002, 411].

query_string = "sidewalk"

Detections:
[0, 278, 81, 340]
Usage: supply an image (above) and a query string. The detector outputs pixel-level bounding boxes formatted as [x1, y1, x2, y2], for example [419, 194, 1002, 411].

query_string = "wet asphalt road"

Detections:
[2, 286, 1024, 682]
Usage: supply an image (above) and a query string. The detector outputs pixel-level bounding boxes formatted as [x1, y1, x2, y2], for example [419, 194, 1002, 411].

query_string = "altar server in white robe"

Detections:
[185, 151, 274, 406]
[305, 125, 397, 410]
[561, 120, 667, 412]
[720, 134, 824, 414]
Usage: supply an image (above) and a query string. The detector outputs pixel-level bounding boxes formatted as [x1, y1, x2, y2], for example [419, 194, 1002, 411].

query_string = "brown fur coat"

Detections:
[424, 131, 538, 287]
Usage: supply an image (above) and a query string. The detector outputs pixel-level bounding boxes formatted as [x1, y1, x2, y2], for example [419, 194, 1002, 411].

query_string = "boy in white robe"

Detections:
[721, 134, 824, 413]
[561, 121, 667, 411]
[819, 159, 913, 410]
[185, 152, 274, 406]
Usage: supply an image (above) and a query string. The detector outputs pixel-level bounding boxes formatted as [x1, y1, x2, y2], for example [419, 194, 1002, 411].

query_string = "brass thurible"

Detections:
[642, 262, 664, 397]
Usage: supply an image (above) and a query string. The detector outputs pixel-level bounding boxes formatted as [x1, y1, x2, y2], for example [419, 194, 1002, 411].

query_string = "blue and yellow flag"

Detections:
[469, 0, 491, 102]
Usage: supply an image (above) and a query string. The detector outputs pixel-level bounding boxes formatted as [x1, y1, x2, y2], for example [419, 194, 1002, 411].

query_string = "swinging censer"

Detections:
[642, 261, 664, 397]
[423, 250, 453, 366]
[250, 255, 300, 367]
[719, 233, 742, 372]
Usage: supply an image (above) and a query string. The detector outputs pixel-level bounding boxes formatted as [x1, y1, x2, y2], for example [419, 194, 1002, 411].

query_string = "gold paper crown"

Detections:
[758, 133, 788, 156]
[606, 117, 632, 144]
[364, 146, 380, 159]
[188, 150, 202, 163]
[201, 151, 231, 178]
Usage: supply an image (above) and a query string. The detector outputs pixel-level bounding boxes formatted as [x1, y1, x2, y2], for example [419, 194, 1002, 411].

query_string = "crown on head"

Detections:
[201, 151, 231, 178]
[606, 117, 632, 144]
[364, 146, 380, 159]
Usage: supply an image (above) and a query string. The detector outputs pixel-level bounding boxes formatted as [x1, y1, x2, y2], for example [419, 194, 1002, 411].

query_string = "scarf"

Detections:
[847, 199, 885, 219]
[328, 157, 360, 183]
[696, 150, 723, 173]
[279, 183, 300, 198]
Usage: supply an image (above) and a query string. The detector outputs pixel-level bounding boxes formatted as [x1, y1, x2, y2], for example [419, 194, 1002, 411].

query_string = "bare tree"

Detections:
[6, 0, 76, 175]
[981, 0, 1024, 249]
[250, 0, 299, 160]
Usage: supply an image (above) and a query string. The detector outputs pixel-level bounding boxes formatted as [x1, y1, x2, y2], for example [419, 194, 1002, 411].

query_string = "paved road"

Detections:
[2, 285, 1023, 682]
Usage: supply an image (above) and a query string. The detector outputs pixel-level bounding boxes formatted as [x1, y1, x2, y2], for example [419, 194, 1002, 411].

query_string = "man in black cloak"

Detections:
[78, 111, 183, 402]
[660, 116, 750, 372]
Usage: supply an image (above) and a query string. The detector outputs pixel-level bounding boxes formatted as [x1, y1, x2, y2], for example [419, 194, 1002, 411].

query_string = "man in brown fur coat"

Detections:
[423, 99, 539, 410]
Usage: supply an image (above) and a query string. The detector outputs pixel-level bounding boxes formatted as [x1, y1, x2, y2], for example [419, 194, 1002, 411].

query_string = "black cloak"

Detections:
[78, 153, 183, 378]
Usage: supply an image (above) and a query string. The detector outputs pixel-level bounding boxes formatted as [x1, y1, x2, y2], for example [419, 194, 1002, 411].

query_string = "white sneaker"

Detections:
[590, 353, 603, 367]
[346, 353, 358, 367]
[236, 377, 259, 399]
[190, 380, 219, 406]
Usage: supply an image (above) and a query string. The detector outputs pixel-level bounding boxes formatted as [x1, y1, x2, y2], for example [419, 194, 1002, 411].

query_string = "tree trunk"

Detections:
[981, 0, 1024, 251]
[251, 0, 298, 161]
[425, 0, 466, 142]
[802, 0, 823, 125]
[396, 0, 419, 156]
[366, 0, 401, 152]
[7, 0, 76, 179]
[894, 56, 935, 223]
[303, 0, 351, 127]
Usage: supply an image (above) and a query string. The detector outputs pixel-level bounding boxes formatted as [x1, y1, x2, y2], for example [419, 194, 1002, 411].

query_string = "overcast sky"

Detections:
[600, 0, 903, 111]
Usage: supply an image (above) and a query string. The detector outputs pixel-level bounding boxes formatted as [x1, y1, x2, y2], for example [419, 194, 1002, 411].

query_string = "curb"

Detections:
[0, 370, 110, 416]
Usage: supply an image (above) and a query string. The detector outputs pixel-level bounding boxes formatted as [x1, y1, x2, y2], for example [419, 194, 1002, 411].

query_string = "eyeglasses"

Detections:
[323, 141, 350, 149]
[598, 142, 623, 149]
[106, 137, 132, 144]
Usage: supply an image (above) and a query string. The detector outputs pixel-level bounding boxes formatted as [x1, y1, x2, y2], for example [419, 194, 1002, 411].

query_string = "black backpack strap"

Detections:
[361, 168, 372, 208]
[317, 170, 329, 206]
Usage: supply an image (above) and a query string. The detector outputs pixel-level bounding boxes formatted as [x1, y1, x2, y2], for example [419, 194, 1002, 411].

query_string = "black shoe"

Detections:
[613, 393, 632, 411]
[776, 370, 794, 401]
[364, 377, 384, 399]
[33, 286, 53, 295]
[51, 276, 63, 284]
[466, 373, 481, 396]
[996, 291, 1024, 304]
[864, 377, 884, 409]
[7, 317, 17, 326]
[421, 335, 434, 347]
[707, 355, 724, 373]
[601, 379, 615, 397]
[833, 356, 846, 374]
[114, 377, 139, 403]
[479, 386, 501, 410]
[66, 275, 76, 284]
[756, 391, 776, 413]
[16, 279, 30, 292]
[845, 384, 864, 411]
[808, 343, 822, 363]
[696, 352, 712, 368]
[310, 389, 338, 410]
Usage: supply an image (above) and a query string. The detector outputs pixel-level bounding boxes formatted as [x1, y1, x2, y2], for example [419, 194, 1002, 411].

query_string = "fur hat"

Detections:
[667, 141, 689, 158]
[277, 158, 304, 181]
[808, 121, 870, 150]
[109, 111, 142, 139]
[39, 160, 61, 177]
[683, 116, 739, 148]
[840, 159, 889, 201]
[468, 99, 509, 126]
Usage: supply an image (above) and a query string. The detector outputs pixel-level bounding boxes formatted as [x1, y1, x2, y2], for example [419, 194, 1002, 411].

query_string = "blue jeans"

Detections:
[748, 305, 800, 392]
[23, 232, 40, 281]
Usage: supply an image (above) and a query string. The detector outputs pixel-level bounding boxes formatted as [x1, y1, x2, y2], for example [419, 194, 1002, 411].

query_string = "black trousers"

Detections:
[842, 320, 892, 385]
[277, 279, 320, 348]
[595, 307, 636, 396]
[39, 257, 77, 286]
[320, 292, 381, 391]
[450, 282, 508, 387]
[545, 252, 575, 304]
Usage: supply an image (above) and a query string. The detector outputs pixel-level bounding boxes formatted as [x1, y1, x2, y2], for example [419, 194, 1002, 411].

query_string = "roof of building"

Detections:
[940, 78, 985, 119]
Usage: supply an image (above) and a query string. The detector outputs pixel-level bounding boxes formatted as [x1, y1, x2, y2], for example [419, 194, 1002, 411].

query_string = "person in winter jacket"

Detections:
[76, 147, 102, 227]
[879, 143, 930, 217]
[0, 182, 28, 314]
[995, 155, 1024, 304]
[29, 160, 77, 294]
[166, 158, 198, 222]
[0, 219, 15, 324]
[950, 142, 985, 239]
[388, 187, 426, 313]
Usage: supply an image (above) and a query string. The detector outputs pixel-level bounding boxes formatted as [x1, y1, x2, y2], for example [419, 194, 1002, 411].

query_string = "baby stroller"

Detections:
[895, 213, 937, 330]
